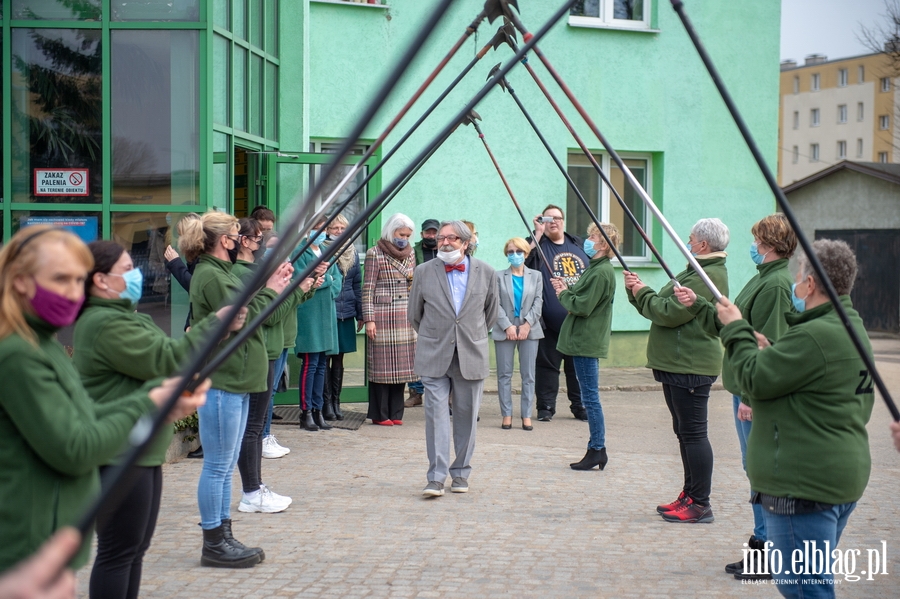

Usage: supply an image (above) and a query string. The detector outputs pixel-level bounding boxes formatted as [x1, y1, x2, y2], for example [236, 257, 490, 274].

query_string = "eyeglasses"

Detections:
[544, 216, 564, 222]
[506, 250, 524, 256]
[436, 235, 461, 243]
[242, 234, 263, 243]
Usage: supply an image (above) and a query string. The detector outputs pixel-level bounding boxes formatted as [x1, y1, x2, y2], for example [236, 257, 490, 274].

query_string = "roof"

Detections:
[783, 161, 900, 193]
[779, 51, 882, 71]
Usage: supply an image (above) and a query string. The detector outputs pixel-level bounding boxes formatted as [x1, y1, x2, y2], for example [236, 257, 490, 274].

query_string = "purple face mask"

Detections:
[30, 282, 84, 328]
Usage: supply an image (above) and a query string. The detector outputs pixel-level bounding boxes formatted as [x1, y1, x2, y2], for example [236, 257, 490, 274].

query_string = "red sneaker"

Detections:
[656, 490, 688, 514]
[660, 498, 715, 523]
[392, 420, 403, 425]
[372, 420, 393, 426]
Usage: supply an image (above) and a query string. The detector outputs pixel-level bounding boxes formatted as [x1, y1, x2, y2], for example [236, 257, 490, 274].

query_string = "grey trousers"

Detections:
[494, 338, 538, 418]
[421, 351, 484, 483]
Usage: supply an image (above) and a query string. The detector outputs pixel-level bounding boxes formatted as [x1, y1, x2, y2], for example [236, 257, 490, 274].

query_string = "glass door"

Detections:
[267, 151, 382, 404]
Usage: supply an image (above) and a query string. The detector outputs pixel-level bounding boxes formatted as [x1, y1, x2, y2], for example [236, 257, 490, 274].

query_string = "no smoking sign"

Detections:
[34, 168, 90, 197]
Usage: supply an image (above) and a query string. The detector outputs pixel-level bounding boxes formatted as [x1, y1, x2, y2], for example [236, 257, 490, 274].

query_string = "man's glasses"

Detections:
[436, 235, 461, 243]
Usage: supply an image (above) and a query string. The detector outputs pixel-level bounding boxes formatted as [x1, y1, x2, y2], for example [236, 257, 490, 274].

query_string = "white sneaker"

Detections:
[262, 435, 288, 459]
[260, 484, 292, 507]
[269, 435, 290, 456]
[238, 486, 290, 513]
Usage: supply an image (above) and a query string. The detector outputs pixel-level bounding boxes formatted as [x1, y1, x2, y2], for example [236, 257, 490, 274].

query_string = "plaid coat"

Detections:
[362, 245, 417, 383]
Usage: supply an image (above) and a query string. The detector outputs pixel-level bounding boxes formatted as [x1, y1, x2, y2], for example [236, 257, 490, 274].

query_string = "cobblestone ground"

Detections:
[75, 377, 899, 598]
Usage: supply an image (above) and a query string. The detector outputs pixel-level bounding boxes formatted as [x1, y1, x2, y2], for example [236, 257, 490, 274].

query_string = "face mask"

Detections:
[393, 238, 409, 249]
[750, 242, 769, 266]
[583, 238, 599, 258]
[685, 241, 695, 256]
[165, 214, 172, 226]
[30, 282, 84, 328]
[791, 282, 808, 313]
[438, 249, 462, 264]
[226, 240, 240, 264]
[507, 252, 525, 267]
[264, 247, 274, 260]
[108, 268, 143, 303]
[422, 237, 437, 249]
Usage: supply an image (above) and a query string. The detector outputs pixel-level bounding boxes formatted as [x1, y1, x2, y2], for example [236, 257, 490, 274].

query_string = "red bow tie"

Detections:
[444, 263, 466, 273]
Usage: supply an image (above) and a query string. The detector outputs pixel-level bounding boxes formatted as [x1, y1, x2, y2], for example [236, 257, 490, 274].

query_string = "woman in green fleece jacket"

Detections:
[551, 222, 618, 472]
[74, 240, 244, 599]
[0, 226, 204, 573]
[178, 211, 292, 568]
[715, 239, 874, 596]
[624, 217, 729, 524]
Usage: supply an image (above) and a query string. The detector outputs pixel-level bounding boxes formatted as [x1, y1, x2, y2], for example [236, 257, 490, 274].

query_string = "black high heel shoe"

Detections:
[501, 419, 512, 430]
[521, 419, 533, 431]
[570, 447, 608, 471]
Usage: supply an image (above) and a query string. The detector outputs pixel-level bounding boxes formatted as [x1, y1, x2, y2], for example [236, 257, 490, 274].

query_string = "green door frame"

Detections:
[267, 150, 382, 404]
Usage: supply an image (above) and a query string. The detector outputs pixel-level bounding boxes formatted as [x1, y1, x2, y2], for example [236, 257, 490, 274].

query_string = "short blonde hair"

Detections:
[0, 226, 93, 345]
[329, 213, 349, 228]
[503, 237, 530, 257]
[751, 213, 797, 258]
[587, 222, 620, 258]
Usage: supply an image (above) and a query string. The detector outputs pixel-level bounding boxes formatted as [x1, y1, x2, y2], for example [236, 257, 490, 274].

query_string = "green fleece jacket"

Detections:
[626, 255, 729, 376]
[189, 254, 276, 393]
[556, 257, 615, 359]
[0, 317, 156, 571]
[719, 296, 874, 505]
[688, 258, 794, 398]
[73, 297, 219, 466]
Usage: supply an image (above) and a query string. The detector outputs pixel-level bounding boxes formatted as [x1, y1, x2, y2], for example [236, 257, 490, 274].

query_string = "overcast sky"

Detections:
[781, 0, 890, 62]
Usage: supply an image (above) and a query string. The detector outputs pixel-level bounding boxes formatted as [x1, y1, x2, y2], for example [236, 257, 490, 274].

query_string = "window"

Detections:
[810, 144, 819, 162]
[792, 111, 799, 129]
[881, 77, 891, 92]
[837, 104, 847, 123]
[858, 65, 865, 83]
[879, 151, 889, 163]
[566, 152, 652, 260]
[792, 146, 799, 164]
[569, 0, 651, 29]
[857, 138, 864, 158]
[857, 102, 864, 121]
[837, 141, 847, 159]
[793, 76, 800, 94]
[811, 73, 820, 91]
[880, 115, 890, 130]
[810, 108, 820, 127]
[838, 68, 848, 87]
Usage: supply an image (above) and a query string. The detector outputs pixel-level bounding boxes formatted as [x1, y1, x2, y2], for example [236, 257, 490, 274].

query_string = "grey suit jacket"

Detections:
[408, 257, 499, 380]
[491, 266, 544, 341]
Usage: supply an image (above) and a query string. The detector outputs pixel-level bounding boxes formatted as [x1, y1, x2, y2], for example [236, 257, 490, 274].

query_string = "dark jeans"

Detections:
[535, 327, 582, 416]
[661, 380, 714, 506]
[298, 351, 327, 410]
[238, 360, 275, 493]
[90, 465, 162, 599]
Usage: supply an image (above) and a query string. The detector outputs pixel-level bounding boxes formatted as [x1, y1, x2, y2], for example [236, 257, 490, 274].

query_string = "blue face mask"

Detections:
[263, 247, 274, 260]
[685, 241, 695, 256]
[310, 230, 326, 247]
[110, 268, 143, 303]
[507, 252, 525, 267]
[750, 242, 769, 265]
[583, 238, 598, 258]
[393, 238, 409, 249]
[791, 282, 807, 313]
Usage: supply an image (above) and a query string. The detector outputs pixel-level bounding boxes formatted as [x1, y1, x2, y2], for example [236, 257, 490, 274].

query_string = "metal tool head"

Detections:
[484, 0, 519, 24]
[463, 109, 483, 126]
[487, 63, 508, 92]
[491, 22, 517, 51]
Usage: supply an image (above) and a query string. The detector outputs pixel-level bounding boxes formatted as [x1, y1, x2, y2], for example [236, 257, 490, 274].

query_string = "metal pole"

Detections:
[669, 0, 899, 420]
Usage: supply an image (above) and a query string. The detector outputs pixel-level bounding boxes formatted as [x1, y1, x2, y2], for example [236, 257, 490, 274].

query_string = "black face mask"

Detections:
[422, 237, 437, 249]
[226, 241, 240, 264]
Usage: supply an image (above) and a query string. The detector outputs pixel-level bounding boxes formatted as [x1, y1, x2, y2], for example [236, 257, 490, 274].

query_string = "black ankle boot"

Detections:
[570, 447, 608, 471]
[322, 365, 336, 420]
[730, 536, 773, 580]
[221, 518, 265, 561]
[313, 409, 332, 430]
[201, 524, 261, 568]
[332, 366, 345, 420]
[301, 410, 319, 431]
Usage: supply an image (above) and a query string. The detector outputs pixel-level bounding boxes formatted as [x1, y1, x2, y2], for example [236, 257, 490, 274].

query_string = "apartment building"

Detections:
[779, 52, 898, 185]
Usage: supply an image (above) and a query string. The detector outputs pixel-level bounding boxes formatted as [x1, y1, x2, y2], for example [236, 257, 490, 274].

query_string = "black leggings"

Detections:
[238, 360, 275, 493]
[90, 465, 162, 599]
[662, 382, 714, 506]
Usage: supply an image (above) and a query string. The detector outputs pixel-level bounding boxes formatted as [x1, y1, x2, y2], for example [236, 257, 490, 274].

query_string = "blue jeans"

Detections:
[408, 380, 424, 394]
[764, 502, 856, 598]
[264, 349, 289, 437]
[197, 389, 249, 530]
[734, 395, 766, 540]
[298, 351, 327, 411]
[573, 356, 605, 450]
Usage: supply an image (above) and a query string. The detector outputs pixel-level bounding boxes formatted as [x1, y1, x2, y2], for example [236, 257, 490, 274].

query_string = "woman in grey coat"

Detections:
[492, 237, 543, 430]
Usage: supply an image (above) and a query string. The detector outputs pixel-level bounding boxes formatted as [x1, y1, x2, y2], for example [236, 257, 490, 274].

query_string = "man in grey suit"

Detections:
[408, 220, 499, 497]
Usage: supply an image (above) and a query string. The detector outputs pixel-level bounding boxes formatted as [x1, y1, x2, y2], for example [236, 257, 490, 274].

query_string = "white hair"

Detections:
[380, 213, 415, 241]
[691, 218, 730, 252]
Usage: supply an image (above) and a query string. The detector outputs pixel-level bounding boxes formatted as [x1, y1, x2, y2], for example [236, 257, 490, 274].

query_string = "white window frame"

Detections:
[810, 108, 820, 127]
[792, 111, 799, 129]
[811, 73, 820, 91]
[881, 77, 891, 92]
[858, 65, 865, 83]
[879, 151, 889, 163]
[880, 115, 890, 130]
[837, 104, 847, 123]
[566, 151, 653, 263]
[568, 0, 654, 31]
[793, 76, 800, 94]
[792, 146, 799, 164]
[838, 68, 848, 87]
[837, 140, 846, 160]
[857, 102, 864, 121]
[856, 138, 864, 158]
[810, 143, 819, 162]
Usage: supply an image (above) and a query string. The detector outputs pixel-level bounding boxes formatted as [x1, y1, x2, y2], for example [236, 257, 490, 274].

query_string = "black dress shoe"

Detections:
[572, 411, 588, 422]
[570, 447, 608, 471]
[187, 446, 204, 459]
[501, 422, 512, 430]
[537, 410, 552, 422]
[271, 412, 283, 421]
[522, 421, 533, 431]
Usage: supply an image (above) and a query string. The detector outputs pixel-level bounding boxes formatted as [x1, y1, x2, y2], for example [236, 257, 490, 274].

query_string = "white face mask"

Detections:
[437, 248, 462, 264]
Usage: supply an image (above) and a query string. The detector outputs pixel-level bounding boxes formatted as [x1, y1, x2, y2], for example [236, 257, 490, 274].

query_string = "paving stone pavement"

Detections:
[74, 346, 900, 598]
